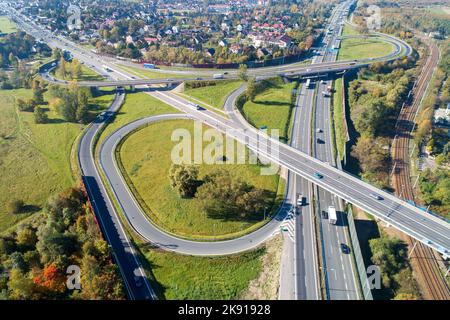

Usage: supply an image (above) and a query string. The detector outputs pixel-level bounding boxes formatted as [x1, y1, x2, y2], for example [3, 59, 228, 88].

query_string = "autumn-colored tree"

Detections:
[33, 263, 66, 294]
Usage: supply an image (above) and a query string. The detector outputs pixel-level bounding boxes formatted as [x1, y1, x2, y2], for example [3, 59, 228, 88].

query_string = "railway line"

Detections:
[391, 35, 450, 300]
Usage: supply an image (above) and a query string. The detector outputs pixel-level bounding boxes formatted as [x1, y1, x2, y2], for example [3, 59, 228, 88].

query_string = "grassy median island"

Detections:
[338, 37, 395, 61]
[0, 87, 114, 233]
[332, 77, 346, 161]
[240, 77, 296, 143]
[0, 15, 17, 34]
[182, 80, 243, 110]
[97, 91, 180, 147]
[338, 24, 395, 61]
[118, 119, 284, 240]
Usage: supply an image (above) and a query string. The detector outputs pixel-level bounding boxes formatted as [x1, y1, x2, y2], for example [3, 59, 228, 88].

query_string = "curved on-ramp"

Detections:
[99, 113, 291, 256]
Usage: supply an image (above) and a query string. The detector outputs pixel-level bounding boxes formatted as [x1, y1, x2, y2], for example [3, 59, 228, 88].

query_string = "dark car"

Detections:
[322, 211, 328, 219]
[340, 243, 351, 254]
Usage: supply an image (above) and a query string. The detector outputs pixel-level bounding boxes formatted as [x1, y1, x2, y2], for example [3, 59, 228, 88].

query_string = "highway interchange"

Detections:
[2, 1, 449, 301]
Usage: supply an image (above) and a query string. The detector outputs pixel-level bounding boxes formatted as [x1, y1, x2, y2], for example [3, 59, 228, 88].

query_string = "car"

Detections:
[321, 210, 328, 219]
[316, 128, 322, 133]
[196, 77, 202, 80]
[317, 138, 325, 144]
[223, 72, 229, 75]
[297, 195, 304, 207]
[313, 172, 323, 179]
[134, 276, 143, 287]
[370, 193, 383, 200]
[340, 243, 351, 254]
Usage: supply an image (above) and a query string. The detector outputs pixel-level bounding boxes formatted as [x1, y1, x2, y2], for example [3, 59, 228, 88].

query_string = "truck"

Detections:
[305, 78, 312, 88]
[143, 63, 155, 69]
[328, 206, 337, 225]
[213, 73, 224, 79]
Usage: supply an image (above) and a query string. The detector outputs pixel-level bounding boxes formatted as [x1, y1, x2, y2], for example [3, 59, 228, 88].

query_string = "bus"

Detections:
[328, 206, 337, 225]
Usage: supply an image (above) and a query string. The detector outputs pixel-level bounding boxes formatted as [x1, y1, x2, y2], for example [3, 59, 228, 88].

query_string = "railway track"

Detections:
[391, 36, 450, 300]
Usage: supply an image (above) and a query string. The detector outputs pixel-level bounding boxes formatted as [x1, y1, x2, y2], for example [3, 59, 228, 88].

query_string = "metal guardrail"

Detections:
[347, 206, 373, 300]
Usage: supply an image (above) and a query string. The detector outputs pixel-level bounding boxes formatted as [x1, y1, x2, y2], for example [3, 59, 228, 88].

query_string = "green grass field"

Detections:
[427, 6, 450, 16]
[342, 24, 360, 36]
[0, 15, 17, 34]
[182, 80, 243, 110]
[332, 78, 346, 161]
[140, 245, 264, 299]
[118, 119, 283, 240]
[97, 92, 180, 147]
[338, 38, 394, 61]
[0, 88, 114, 233]
[241, 78, 296, 143]
[52, 64, 105, 82]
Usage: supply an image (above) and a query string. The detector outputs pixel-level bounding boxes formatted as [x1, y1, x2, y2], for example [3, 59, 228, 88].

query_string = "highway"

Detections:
[3, 0, 449, 300]
[310, 1, 359, 299]
[78, 90, 156, 300]
[150, 91, 450, 256]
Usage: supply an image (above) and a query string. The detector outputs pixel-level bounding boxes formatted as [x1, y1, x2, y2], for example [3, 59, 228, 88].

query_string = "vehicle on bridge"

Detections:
[328, 206, 337, 225]
[313, 172, 323, 180]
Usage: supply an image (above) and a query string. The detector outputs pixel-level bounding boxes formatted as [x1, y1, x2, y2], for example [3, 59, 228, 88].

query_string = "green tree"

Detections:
[168, 164, 200, 198]
[8, 199, 24, 214]
[34, 107, 48, 124]
[7, 269, 34, 300]
[238, 64, 248, 81]
[246, 78, 257, 102]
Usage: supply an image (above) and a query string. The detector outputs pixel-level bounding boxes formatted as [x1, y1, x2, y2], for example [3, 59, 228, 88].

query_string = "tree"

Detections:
[8, 199, 24, 214]
[16, 226, 37, 248]
[58, 57, 67, 79]
[7, 269, 34, 300]
[168, 164, 199, 198]
[34, 107, 48, 124]
[16, 98, 28, 111]
[71, 59, 82, 79]
[32, 87, 44, 105]
[238, 64, 248, 81]
[196, 170, 251, 217]
[246, 78, 257, 102]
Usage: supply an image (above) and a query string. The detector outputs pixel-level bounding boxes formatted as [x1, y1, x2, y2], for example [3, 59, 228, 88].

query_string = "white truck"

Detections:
[305, 78, 312, 88]
[328, 206, 337, 225]
[213, 73, 224, 79]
